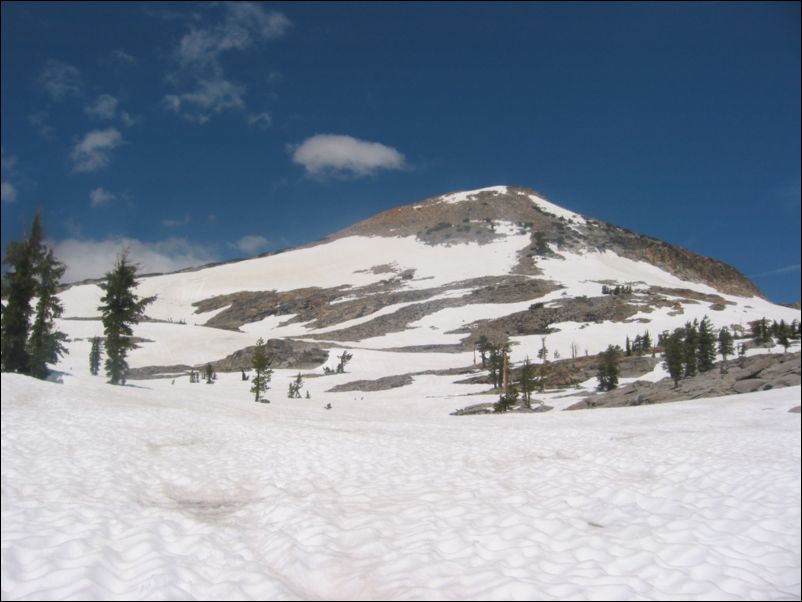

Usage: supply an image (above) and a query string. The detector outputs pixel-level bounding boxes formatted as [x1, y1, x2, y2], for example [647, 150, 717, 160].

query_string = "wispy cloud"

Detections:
[1, 181, 16, 204]
[164, 3, 290, 124]
[39, 59, 82, 100]
[164, 78, 245, 124]
[70, 128, 123, 172]
[247, 112, 272, 129]
[89, 187, 116, 207]
[85, 94, 119, 120]
[2, 148, 18, 203]
[54, 236, 217, 282]
[231, 235, 270, 255]
[162, 215, 191, 228]
[111, 49, 136, 65]
[290, 134, 406, 178]
[28, 109, 54, 138]
[750, 264, 801, 278]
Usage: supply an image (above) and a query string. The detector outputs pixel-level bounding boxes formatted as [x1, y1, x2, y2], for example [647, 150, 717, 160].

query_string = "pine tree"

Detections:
[596, 345, 621, 392]
[625, 336, 631, 357]
[89, 337, 102, 376]
[205, 363, 214, 384]
[336, 350, 353, 373]
[682, 321, 699, 378]
[718, 327, 734, 363]
[27, 248, 69, 379]
[1, 212, 44, 373]
[663, 330, 685, 387]
[641, 330, 652, 353]
[519, 357, 536, 409]
[752, 317, 772, 347]
[287, 372, 303, 398]
[476, 335, 490, 368]
[494, 385, 518, 413]
[696, 316, 717, 373]
[251, 338, 273, 403]
[98, 251, 156, 385]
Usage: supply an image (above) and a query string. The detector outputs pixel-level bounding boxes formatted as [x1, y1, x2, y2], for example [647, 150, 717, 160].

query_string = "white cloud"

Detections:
[85, 94, 119, 120]
[2, 148, 18, 203]
[162, 216, 191, 228]
[89, 187, 116, 207]
[112, 49, 136, 65]
[164, 78, 245, 123]
[1, 181, 16, 203]
[85, 95, 142, 127]
[232, 235, 270, 255]
[247, 112, 272, 128]
[290, 134, 406, 177]
[39, 59, 82, 100]
[53, 237, 217, 283]
[177, 3, 290, 68]
[70, 128, 123, 172]
[166, 3, 290, 124]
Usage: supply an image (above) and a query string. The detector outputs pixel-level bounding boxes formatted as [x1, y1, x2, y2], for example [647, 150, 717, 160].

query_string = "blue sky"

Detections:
[1, 2, 800, 302]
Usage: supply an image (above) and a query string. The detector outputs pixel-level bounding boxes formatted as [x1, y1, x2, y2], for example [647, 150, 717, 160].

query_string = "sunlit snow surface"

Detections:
[2, 369, 800, 601]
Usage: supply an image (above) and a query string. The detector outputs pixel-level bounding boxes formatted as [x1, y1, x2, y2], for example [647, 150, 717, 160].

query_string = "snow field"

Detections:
[2, 371, 799, 600]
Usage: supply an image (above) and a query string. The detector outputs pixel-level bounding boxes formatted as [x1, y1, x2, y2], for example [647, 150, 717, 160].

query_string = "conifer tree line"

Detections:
[601, 284, 633, 296]
[1, 211, 68, 379]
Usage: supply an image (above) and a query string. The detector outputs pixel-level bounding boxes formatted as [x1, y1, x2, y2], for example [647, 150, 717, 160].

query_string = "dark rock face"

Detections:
[568, 352, 801, 410]
[326, 374, 414, 393]
[211, 339, 329, 371]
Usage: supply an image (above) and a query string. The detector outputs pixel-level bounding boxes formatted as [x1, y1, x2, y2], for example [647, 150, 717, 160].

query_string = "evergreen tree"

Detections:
[287, 372, 303, 398]
[89, 337, 103, 376]
[1, 212, 44, 373]
[663, 330, 685, 387]
[777, 326, 791, 353]
[251, 338, 273, 403]
[336, 350, 353, 373]
[241, 368, 248, 381]
[682, 321, 699, 378]
[752, 317, 772, 347]
[518, 357, 536, 409]
[625, 336, 631, 357]
[717, 327, 734, 363]
[476, 335, 490, 368]
[205, 363, 214, 384]
[696, 316, 717, 373]
[98, 251, 156, 385]
[642, 331, 653, 357]
[27, 248, 68, 379]
[596, 345, 621, 392]
[494, 385, 518, 413]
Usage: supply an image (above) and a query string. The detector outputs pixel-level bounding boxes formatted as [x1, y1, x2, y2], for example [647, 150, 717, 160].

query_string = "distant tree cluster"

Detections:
[287, 372, 303, 398]
[601, 284, 633, 296]
[624, 330, 653, 357]
[752, 318, 799, 352]
[1, 211, 68, 380]
[659, 316, 720, 387]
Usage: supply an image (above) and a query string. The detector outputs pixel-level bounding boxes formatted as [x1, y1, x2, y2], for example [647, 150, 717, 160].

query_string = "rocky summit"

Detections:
[57, 186, 799, 390]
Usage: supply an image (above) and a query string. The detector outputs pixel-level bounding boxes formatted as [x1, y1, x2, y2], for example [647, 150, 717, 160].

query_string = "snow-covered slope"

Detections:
[2, 372, 800, 600]
[54, 185, 799, 373]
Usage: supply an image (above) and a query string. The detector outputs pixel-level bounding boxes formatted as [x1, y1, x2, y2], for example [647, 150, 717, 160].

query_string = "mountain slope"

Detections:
[55, 186, 798, 377]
